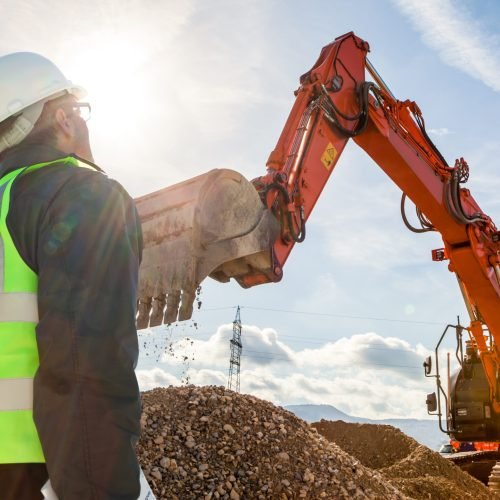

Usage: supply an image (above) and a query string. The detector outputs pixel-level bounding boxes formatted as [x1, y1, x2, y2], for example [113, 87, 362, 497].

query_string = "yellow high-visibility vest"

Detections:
[0, 156, 93, 463]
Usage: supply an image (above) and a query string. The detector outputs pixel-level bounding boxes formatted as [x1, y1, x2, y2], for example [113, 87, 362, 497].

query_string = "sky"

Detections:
[2, 0, 499, 420]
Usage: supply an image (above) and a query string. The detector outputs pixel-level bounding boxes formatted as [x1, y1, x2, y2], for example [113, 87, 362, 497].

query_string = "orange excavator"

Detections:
[134, 32, 500, 443]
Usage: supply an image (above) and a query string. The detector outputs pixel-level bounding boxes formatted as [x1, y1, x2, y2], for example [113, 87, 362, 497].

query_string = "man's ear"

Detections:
[54, 107, 73, 138]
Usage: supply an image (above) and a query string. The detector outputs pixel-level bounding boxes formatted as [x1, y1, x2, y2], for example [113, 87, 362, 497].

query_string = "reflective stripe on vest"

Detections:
[0, 378, 33, 410]
[0, 293, 38, 322]
[0, 155, 94, 463]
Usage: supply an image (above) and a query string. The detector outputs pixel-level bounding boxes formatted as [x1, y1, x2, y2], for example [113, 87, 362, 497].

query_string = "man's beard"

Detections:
[74, 119, 94, 163]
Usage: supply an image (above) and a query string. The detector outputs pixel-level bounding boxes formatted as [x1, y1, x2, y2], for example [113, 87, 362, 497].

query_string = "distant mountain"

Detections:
[285, 404, 368, 424]
[284, 404, 446, 451]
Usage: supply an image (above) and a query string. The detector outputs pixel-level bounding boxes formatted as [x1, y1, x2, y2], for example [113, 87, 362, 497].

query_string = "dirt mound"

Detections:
[313, 420, 493, 500]
[381, 445, 493, 500]
[137, 386, 405, 499]
[312, 420, 417, 469]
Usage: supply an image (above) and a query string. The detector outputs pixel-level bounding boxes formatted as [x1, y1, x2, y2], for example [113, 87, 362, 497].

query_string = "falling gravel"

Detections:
[137, 386, 406, 499]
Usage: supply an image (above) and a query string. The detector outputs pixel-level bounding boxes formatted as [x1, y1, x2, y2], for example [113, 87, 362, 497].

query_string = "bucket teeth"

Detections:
[179, 289, 195, 321]
[150, 294, 166, 327]
[136, 299, 152, 330]
[136, 289, 197, 329]
[164, 291, 181, 325]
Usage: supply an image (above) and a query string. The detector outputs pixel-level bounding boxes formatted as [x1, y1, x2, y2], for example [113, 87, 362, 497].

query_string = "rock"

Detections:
[223, 423, 236, 435]
[150, 468, 162, 481]
[303, 468, 314, 483]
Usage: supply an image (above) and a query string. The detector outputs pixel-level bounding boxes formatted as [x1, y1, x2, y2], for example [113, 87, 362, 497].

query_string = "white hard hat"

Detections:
[0, 52, 86, 122]
[0, 52, 86, 153]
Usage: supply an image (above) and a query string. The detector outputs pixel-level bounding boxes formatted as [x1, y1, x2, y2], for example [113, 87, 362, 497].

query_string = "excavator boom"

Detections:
[136, 31, 500, 440]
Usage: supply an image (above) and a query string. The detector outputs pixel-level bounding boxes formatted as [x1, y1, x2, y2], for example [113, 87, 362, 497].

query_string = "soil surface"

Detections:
[136, 386, 494, 499]
[311, 421, 415, 469]
[313, 420, 494, 499]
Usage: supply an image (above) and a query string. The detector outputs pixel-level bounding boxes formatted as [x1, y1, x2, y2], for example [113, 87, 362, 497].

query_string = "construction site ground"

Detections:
[137, 386, 495, 499]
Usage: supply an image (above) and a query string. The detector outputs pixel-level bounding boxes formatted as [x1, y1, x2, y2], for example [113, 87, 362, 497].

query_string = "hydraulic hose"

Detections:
[444, 176, 484, 225]
[321, 81, 375, 138]
[400, 194, 434, 233]
[261, 182, 306, 243]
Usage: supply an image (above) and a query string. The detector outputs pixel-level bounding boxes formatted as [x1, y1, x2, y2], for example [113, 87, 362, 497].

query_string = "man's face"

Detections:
[49, 94, 94, 162]
[62, 96, 94, 162]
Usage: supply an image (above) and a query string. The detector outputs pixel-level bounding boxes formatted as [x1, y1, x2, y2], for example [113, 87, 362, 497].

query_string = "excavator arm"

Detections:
[135, 32, 500, 439]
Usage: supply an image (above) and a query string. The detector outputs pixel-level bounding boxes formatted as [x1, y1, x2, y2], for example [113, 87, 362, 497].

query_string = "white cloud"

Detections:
[463, 141, 500, 212]
[428, 128, 451, 137]
[136, 325, 435, 418]
[136, 367, 179, 391]
[296, 332, 430, 378]
[158, 323, 296, 368]
[393, 0, 500, 92]
[186, 368, 227, 387]
[151, 325, 431, 379]
[136, 363, 434, 419]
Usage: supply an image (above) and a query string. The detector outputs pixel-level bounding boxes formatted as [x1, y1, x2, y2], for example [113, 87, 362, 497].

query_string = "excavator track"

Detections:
[445, 451, 500, 490]
[488, 461, 500, 493]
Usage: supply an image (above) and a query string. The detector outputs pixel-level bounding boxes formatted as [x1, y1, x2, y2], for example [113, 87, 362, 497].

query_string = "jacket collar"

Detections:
[0, 144, 103, 178]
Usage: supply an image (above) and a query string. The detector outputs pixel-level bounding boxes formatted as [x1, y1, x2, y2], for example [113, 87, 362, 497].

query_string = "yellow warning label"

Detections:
[321, 143, 338, 170]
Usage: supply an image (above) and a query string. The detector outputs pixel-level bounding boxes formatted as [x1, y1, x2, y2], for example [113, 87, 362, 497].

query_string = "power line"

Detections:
[138, 334, 426, 371]
[241, 306, 443, 325]
[140, 328, 434, 353]
[239, 353, 423, 371]
[138, 332, 436, 354]
[242, 347, 425, 367]
[196, 305, 445, 326]
[243, 346, 425, 357]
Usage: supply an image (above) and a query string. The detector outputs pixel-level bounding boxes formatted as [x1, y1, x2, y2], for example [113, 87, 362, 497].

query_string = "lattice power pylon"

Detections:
[227, 306, 242, 392]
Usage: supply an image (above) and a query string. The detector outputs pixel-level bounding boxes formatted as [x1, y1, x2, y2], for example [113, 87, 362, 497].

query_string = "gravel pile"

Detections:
[137, 386, 406, 499]
[312, 420, 494, 499]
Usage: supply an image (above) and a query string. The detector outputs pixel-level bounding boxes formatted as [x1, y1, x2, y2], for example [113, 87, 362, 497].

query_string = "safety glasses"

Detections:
[71, 102, 91, 122]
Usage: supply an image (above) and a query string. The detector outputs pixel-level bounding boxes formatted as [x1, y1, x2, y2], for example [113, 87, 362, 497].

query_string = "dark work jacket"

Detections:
[0, 144, 142, 499]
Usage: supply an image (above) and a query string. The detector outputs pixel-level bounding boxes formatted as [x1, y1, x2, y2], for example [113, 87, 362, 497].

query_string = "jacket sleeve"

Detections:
[9, 166, 143, 499]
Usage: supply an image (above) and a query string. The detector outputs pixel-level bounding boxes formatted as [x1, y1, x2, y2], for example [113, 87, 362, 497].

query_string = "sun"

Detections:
[61, 30, 161, 139]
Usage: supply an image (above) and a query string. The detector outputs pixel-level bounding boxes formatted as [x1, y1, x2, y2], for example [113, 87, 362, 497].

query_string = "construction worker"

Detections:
[0, 53, 142, 499]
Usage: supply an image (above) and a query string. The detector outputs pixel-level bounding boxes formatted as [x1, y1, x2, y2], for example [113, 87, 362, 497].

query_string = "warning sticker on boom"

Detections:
[321, 143, 338, 170]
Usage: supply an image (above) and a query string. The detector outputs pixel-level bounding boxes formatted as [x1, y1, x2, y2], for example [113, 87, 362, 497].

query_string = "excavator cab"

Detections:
[425, 327, 500, 442]
[449, 342, 500, 441]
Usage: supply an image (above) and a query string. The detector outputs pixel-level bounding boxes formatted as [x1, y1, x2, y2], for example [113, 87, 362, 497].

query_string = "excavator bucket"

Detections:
[134, 169, 280, 329]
